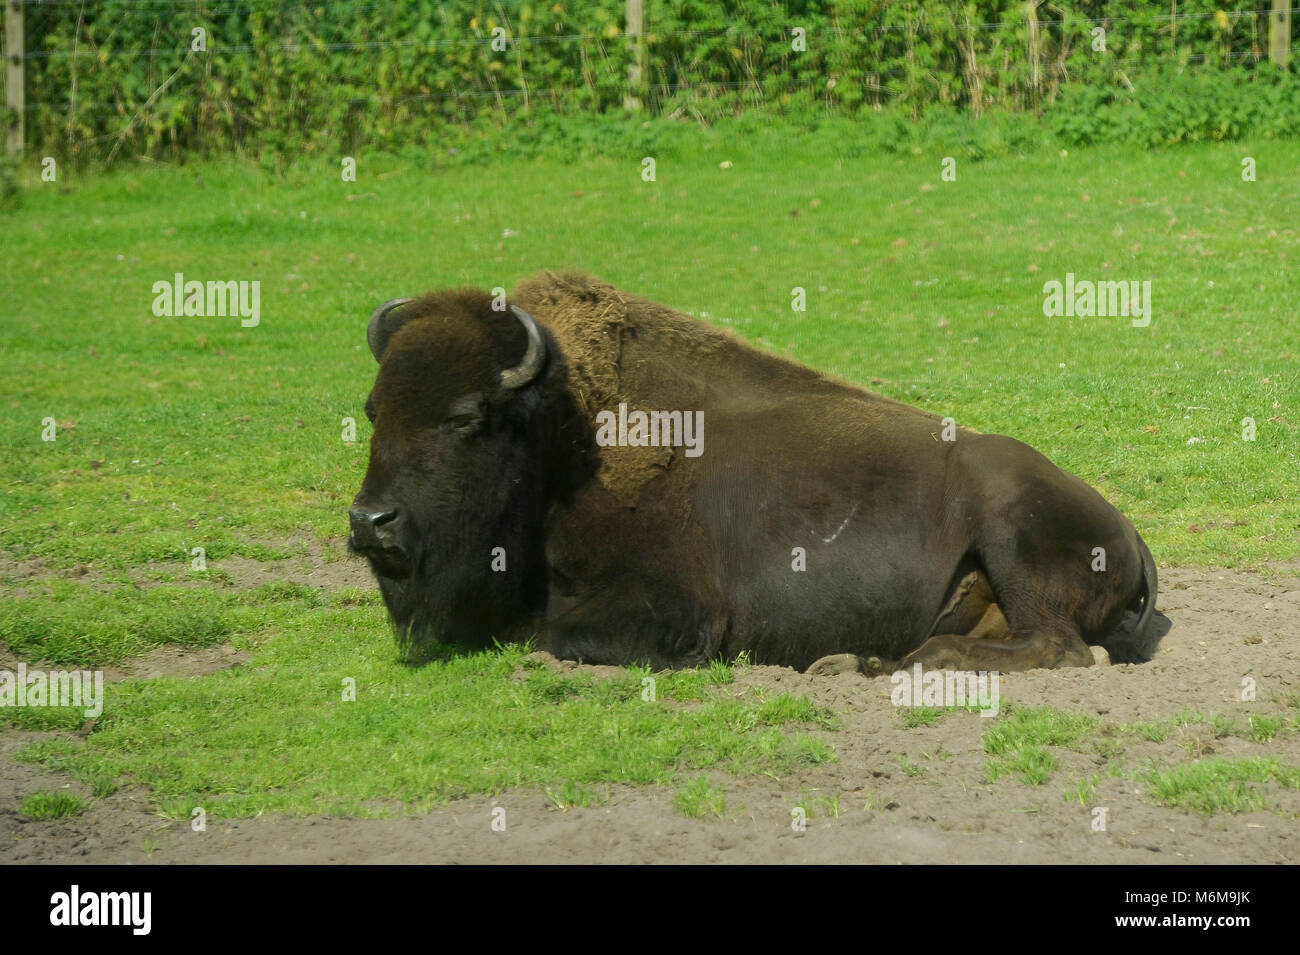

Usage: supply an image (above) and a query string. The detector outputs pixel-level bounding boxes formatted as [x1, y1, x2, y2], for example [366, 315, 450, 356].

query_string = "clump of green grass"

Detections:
[984, 706, 1098, 785]
[1116, 718, 1170, 743]
[988, 744, 1058, 785]
[790, 789, 843, 819]
[674, 776, 728, 819]
[1064, 773, 1100, 805]
[1246, 714, 1288, 743]
[20, 790, 88, 820]
[898, 756, 927, 778]
[1145, 758, 1300, 815]
[544, 780, 609, 811]
[899, 705, 944, 728]
[896, 703, 986, 728]
[1170, 710, 1241, 739]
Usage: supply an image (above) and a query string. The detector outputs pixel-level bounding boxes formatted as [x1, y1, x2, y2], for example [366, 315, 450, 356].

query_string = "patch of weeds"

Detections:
[0, 703, 90, 731]
[1117, 718, 1170, 742]
[674, 776, 728, 818]
[1171, 710, 1240, 739]
[706, 658, 735, 685]
[20, 790, 87, 820]
[1180, 734, 1218, 759]
[899, 705, 943, 728]
[88, 774, 119, 799]
[544, 780, 609, 811]
[984, 706, 1097, 785]
[754, 693, 838, 730]
[1246, 714, 1288, 743]
[1065, 773, 1100, 805]
[898, 756, 927, 778]
[1145, 758, 1300, 815]
[1092, 735, 1126, 760]
[791, 789, 842, 819]
[987, 744, 1057, 786]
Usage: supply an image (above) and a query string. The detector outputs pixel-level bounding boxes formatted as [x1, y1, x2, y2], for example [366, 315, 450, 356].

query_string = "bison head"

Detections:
[349, 289, 592, 663]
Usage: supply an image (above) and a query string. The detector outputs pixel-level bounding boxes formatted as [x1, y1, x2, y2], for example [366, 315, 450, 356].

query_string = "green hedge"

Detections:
[3, 0, 1296, 164]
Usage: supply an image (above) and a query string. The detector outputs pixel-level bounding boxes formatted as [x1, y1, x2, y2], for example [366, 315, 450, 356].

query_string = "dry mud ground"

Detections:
[2, 564, 1298, 865]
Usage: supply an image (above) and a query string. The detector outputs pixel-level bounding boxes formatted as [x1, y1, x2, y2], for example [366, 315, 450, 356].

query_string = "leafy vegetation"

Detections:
[11, 1, 1298, 165]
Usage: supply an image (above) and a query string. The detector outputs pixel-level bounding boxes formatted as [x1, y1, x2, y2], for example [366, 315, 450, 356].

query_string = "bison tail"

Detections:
[1102, 533, 1161, 664]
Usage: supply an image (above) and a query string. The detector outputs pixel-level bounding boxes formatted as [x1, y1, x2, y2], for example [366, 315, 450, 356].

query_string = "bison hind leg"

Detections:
[804, 570, 1011, 678]
[929, 569, 1011, 642]
[903, 569, 1093, 672]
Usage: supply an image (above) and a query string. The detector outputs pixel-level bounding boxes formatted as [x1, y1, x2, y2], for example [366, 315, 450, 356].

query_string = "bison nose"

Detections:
[349, 507, 400, 551]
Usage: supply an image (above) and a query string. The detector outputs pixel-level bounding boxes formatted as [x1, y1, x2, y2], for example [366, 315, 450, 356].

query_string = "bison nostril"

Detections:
[349, 507, 401, 549]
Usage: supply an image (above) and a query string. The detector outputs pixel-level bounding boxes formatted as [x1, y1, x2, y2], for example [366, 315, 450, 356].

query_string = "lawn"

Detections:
[2, 129, 1297, 814]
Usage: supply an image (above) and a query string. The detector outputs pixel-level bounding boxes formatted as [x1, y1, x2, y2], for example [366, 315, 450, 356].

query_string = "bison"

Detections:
[349, 272, 1158, 674]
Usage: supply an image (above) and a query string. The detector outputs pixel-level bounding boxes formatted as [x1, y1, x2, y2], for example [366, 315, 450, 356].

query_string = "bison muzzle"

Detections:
[350, 272, 1159, 673]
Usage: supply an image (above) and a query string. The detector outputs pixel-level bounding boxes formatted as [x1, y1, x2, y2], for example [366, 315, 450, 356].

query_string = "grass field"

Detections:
[2, 131, 1298, 818]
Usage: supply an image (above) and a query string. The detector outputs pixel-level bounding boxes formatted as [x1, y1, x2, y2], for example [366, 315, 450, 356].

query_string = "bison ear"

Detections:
[367, 298, 413, 362]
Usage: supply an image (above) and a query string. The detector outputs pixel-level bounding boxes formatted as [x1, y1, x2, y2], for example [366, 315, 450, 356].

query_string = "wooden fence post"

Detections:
[1269, 0, 1291, 69]
[625, 0, 644, 110]
[5, 0, 24, 155]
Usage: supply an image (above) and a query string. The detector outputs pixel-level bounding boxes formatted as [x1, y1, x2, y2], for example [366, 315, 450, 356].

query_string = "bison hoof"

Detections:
[805, 653, 874, 677]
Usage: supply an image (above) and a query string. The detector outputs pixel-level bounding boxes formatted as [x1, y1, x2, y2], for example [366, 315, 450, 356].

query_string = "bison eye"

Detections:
[445, 394, 486, 436]
[446, 412, 485, 436]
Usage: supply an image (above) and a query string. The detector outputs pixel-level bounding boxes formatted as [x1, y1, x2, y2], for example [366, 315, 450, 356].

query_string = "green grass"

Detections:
[1064, 773, 1100, 805]
[15, 628, 834, 817]
[898, 756, 928, 778]
[899, 705, 945, 728]
[543, 780, 609, 811]
[3, 140, 1299, 581]
[19, 790, 88, 820]
[789, 788, 846, 820]
[0, 579, 327, 669]
[1145, 758, 1300, 815]
[674, 776, 729, 819]
[897, 704, 987, 728]
[984, 705, 1099, 784]
[985, 703, 1300, 796]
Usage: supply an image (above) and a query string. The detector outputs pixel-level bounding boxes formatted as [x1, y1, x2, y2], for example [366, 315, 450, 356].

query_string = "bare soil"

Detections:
[2, 564, 1297, 864]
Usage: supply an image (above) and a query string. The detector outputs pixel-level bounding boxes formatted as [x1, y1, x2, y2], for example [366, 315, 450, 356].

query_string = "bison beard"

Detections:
[351, 272, 1160, 673]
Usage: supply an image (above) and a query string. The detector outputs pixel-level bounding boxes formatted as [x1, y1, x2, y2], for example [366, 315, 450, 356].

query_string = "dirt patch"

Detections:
[2, 564, 1298, 864]
[0, 641, 249, 685]
[0, 537, 372, 597]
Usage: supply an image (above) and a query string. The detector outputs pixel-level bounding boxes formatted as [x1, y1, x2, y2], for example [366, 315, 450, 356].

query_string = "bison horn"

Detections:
[500, 305, 547, 390]
[367, 298, 413, 361]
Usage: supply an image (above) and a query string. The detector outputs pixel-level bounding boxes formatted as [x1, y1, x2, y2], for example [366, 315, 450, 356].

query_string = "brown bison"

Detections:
[350, 272, 1158, 673]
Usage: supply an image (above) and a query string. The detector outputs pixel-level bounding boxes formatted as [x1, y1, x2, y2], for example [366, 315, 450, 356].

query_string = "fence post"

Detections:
[1269, 0, 1291, 69]
[5, 0, 24, 155]
[624, 0, 644, 110]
